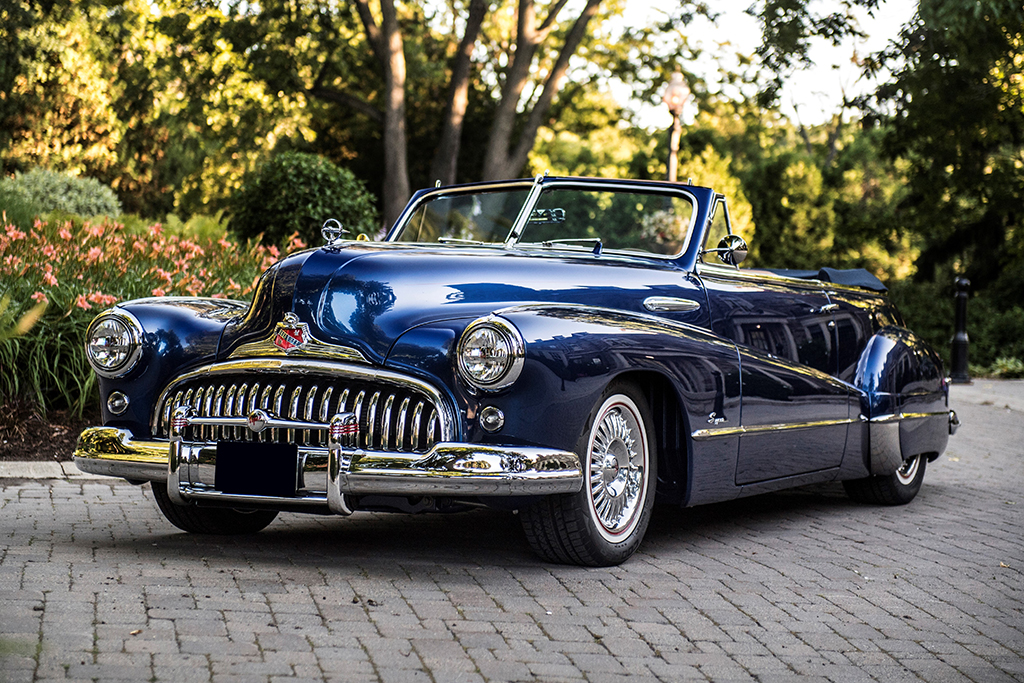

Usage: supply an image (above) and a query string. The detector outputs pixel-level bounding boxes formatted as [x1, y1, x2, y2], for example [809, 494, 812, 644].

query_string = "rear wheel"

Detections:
[843, 454, 927, 505]
[521, 382, 657, 566]
[150, 483, 279, 534]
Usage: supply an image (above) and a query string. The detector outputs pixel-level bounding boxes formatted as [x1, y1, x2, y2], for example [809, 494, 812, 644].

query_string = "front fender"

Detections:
[854, 326, 950, 475]
[470, 304, 741, 454]
[93, 297, 248, 435]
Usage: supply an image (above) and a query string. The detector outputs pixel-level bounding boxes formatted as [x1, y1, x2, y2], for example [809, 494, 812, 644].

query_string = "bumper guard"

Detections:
[74, 408, 583, 514]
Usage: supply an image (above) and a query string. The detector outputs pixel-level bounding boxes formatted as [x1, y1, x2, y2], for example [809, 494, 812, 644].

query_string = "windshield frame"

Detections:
[387, 177, 703, 262]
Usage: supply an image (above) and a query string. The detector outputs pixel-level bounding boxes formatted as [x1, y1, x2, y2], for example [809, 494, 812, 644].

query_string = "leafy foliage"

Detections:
[0, 212, 292, 415]
[2, 168, 121, 218]
[230, 151, 378, 246]
[0, 181, 43, 229]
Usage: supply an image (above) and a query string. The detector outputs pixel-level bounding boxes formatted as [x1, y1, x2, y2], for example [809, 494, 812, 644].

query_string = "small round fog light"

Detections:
[107, 391, 130, 415]
[479, 406, 505, 433]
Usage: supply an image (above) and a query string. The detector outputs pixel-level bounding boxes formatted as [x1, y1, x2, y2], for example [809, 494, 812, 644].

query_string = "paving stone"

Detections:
[1, 393, 1022, 682]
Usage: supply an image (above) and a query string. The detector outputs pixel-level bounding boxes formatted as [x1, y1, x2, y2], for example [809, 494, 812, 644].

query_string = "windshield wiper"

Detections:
[539, 237, 601, 246]
[437, 237, 486, 245]
[520, 237, 603, 255]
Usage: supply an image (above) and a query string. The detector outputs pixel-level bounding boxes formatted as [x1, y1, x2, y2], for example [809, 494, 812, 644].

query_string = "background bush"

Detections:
[0, 183, 44, 230]
[231, 152, 379, 246]
[2, 169, 121, 219]
[889, 279, 1023, 373]
[0, 213, 291, 416]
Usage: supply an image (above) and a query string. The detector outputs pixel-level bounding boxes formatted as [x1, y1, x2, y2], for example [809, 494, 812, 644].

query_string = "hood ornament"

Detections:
[322, 218, 349, 245]
[273, 313, 309, 352]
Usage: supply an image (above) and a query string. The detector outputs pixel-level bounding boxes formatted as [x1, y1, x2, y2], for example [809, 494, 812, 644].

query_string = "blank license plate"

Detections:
[215, 442, 299, 497]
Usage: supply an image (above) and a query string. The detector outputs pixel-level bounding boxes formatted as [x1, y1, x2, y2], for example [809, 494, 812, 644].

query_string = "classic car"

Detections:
[75, 175, 959, 566]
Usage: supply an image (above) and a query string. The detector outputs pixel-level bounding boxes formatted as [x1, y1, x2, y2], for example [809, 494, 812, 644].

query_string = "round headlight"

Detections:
[85, 310, 143, 379]
[456, 317, 525, 391]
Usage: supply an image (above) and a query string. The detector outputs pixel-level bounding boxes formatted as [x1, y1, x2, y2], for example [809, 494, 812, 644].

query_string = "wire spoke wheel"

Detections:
[587, 398, 648, 542]
[520, 382, 657, 566]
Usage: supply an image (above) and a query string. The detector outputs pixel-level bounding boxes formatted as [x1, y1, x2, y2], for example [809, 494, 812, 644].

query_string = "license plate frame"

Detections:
[215, 442, 299, 498]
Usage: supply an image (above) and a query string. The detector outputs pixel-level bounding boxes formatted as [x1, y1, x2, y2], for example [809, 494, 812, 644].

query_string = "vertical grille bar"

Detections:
[366, 392, 380, 450]
[396, 398, 410, 451]
[410, 402, 423, 451]
[303, 385, 319, 445]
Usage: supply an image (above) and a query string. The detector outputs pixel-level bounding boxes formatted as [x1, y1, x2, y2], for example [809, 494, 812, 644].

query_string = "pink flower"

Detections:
[211, 292, 226, 299]
[75, 294, 92, 310]
[43, 271, 58, 286]
[42, 245, 57, 258]
[151, 287, 166, 297]
[5, 226, 26, 240]
[87, 292, 117, 306]
[31, 291, 48, 304]
[155, 267, 174, 286]
[59, 227, 73, 240]
[86, 246, 103, 264]
[218, 238, 233, 250]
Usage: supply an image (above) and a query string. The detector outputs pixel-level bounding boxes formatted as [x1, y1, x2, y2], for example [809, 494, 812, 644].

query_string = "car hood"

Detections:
[224, 243, 696, 363]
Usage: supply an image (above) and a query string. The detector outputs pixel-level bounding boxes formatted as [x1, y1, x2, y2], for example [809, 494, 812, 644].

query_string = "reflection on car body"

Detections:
[75, 175, 958, 566]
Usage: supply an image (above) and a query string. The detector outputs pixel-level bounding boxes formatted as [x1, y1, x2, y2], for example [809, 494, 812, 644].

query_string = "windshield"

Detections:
[392, 189, 530, 243]
[391, 184, 695, 256]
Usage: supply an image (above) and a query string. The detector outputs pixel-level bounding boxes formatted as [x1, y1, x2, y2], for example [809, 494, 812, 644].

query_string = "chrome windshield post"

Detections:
[504, 173, 547, 247]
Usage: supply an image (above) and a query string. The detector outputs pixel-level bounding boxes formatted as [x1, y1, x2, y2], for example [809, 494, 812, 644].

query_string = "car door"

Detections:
[696, 202, 854, 484]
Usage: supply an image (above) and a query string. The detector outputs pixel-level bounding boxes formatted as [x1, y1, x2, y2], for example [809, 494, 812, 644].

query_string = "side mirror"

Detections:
[716, 234, 748, 266]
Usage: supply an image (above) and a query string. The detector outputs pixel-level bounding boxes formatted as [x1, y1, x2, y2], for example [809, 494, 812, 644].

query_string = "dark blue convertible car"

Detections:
[76, 175, 959, 566]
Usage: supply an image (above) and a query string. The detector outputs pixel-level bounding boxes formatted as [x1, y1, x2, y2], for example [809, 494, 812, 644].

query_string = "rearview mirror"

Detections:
[716, 234, 748, 267]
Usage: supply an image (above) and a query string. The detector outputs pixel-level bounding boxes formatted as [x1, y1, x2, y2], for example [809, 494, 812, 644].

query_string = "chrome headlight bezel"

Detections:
[85, 309, 144, 379]
[455, 316, 526, 392]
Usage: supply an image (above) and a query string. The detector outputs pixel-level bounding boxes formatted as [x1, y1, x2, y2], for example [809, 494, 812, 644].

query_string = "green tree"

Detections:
[865, 1, 1024, 291]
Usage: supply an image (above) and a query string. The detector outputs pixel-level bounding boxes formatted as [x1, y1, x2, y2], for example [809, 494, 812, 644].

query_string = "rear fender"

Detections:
[854, 326, 949, 476]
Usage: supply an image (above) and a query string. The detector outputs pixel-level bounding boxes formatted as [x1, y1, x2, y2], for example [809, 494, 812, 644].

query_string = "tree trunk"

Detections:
[482, 0, 601, 180]
[429, 0, 490, 186]
[355, 0, 410, 230]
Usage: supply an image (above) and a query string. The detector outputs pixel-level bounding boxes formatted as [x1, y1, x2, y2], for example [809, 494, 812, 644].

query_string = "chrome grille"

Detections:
[155, 374, 441, 453]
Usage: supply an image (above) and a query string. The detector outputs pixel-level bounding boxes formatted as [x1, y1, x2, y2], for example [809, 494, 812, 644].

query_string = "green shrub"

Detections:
[886, 280, 955, 366]
[230, 152, 378, 246]
[0, 183, 44, 229]
[990, 357, 1024, 379]
[3, 168, 121, 218]
[0, 213, 279, 416]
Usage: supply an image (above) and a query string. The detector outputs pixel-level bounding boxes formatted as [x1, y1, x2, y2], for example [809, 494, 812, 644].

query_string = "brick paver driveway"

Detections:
[2, 385, 1022, 682]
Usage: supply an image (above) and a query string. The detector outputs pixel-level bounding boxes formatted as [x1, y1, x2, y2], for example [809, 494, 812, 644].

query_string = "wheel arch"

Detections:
[610, 370, 690, 506]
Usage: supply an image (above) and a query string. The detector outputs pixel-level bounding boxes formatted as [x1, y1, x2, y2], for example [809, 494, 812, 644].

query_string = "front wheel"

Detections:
[150, 483, 279, 534]
[843, 454, 927, 506]
[521, 383, 657, 566]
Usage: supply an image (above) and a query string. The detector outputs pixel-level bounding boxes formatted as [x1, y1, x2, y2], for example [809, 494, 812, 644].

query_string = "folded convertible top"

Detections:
[764, 267, 888, 292]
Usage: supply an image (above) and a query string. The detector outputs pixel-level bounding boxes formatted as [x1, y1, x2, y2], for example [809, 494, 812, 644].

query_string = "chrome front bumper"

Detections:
[74, 425, 583, 514]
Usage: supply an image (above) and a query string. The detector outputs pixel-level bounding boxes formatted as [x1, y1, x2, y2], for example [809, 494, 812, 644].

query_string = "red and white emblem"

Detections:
[273, 313, 309, 352]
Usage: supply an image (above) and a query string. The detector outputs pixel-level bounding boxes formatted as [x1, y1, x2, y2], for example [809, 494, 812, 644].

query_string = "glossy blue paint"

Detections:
[99, 298, 248, 436]
[80, 175, 953, 516]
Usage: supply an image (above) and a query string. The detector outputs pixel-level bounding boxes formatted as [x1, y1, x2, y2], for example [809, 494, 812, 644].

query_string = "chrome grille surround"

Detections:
[152, 359, 455, 453]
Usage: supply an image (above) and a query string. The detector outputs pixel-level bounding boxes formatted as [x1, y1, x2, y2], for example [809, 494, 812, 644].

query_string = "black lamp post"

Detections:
[661, 72, 689, 183]
[950, 277, 971, 383]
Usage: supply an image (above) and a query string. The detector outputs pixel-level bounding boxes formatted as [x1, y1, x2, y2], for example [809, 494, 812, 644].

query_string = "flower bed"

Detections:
[0, 215, 304, 417]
